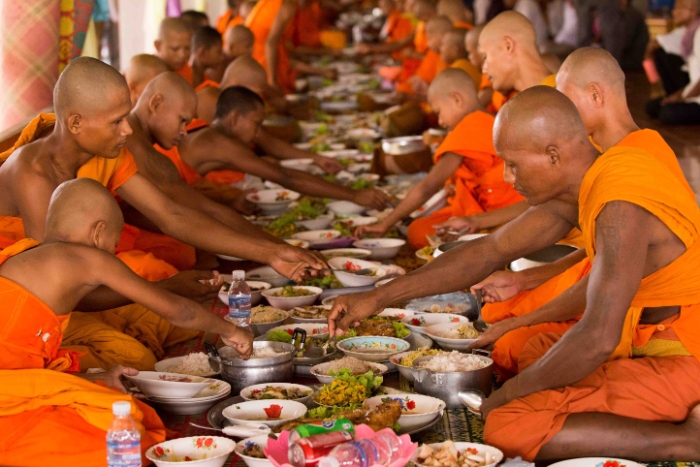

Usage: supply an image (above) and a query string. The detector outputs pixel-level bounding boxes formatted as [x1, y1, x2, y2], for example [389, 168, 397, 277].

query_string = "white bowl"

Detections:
[236, 435, 273, 467]
[125, 372, 213, 399]
[424, 323, 480, 351]
[347, 128, 380, 140]
[310, 360, 388, 384]
[222, 399, 307, 427]
[364, 394, 445, 434]
[261, 286, 323, 310]
[327, 200, 365, 215]
[338, 216, 378, 228]
[432, 234, 487, 259]
[240, 383, 314, 404]
[154, 355, 219, 378]
[389, 351, 417, 382]
[321, 248, 373, 260]
[147, 436, 236, 467]
[280, 158, 314, 172]
[266, 322, 329, 340]
[374, 277, 396, 288]
[353, 238, 406, 260]
[401, 313, 470, 335]
[336, 336, 410, 362]
[377, 308, 415, 320]
[249, 307, 290, 337]
[295, 214, 333, 231]
[413, 442, 504, 467]
[548, 458, 645, 467]
[288, 305, 332, 323]
[328, 257, 387, 287]
[291, 230, 341, 246]
[148, 391, 230, 416]
[284, 238, 310, 249]
[246, 189, 300, 215]
[246, 267, 289, 288]
[218, 280, 272, 307]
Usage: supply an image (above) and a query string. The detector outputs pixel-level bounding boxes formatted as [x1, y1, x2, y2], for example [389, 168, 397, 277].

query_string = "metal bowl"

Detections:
[510, 244, 578, 271]
[381, 136, 426, 156]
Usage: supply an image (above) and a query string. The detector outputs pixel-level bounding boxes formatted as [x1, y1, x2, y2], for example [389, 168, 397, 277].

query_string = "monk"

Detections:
[224, 24, 255, 62]
[356, 0, 414, 59]
[464, 24, 496, 109]
[189, 26, 226, 90]
[329, 87, 700, 462]
[123, 54, 169, 105]
[0, 178, 252, 466]
[154, 18, 193, 84]
[358, 68, 522, 249]
[0, 58, 324, 369]
[181, 9, 210, 29]
[468, 47, 698, 379]
[440, 28, 481, 87]
[437, 0, 473, 29]
[177, 86, 391, 210]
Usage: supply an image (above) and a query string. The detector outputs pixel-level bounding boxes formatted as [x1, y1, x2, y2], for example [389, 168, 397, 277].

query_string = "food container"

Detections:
[410, 352, 493, 409]
[205, 342, 294, 395]
[381, 136, 426, 156]
[510, 244, 579, 272]
[375, 136, 433, 176]
[146, 436, 235, 467]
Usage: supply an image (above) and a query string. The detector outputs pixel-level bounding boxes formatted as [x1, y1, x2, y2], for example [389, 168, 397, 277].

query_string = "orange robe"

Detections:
[454, 21, 473, 30]
[181, 118, 247, 185]
[216, 9, 240, 34]
[485, 129, 695, 379]
[246, 0, 296, 94]
[0, 240, 166, 467]
[383, 10, 415, 62]
[485, 146, 700, 461]
[293, 0, 322, 47]
[396, 49, 445, 94]
[194, 78, 220, 93]
[407, 111, 524, 249]
[450, 58, 482, 88]
[398, 20, 426, 82]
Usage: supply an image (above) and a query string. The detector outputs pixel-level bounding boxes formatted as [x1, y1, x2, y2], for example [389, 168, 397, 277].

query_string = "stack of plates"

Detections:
[147, 380, 232, 416]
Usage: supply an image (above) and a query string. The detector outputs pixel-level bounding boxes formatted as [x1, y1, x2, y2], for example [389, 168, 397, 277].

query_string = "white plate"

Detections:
[125, 372, 213, 399]
[413, 442, 503, 467]
[218, 280, 272, 307]
[337, 216, 378, 228]
[352, 238, 406, 260]
[246, 267, 289, 288]
[261, 286, 323, 310]
[154, 355, 219, 378]
[284, 239, 310, 249]
[148, 391, 230, 416]
[377, 308, 415, 320]
[265, 322, 329, 340]
[328, 257, 387, 287]
[291, 230, 341, 246]
[240, 383, 313, 404]
[246, 189, 300, 215]
[364, 393, 445, 434]
[310, 360, 388, 384]
[321, 248, 372, 260]
[336, 336, 410, 362]
[327, 200, 365, 215]
[147, 436, 235, 467]
[288, 305, 332, 323]
[425, 323, 480, 351]
[318, 149, 360, 159]
[222, 399, 307, 427]
[401, 314, 470, 335]
[280, 158, 314, 172]
[549, 459, 645, 467]
[149, 380, 231, 403]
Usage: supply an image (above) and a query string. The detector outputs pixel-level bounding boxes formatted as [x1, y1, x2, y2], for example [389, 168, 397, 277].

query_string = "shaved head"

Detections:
[137, 72, 197, 149]
[155, 18, 192, 71]
[465, 24, 484, 68]
[180, 10, 209, 29]
[412, 0, 437, 21]
[221, 55, 267, 96]
[426, 16, 454, 50]
[428, 68, 480, 129]
[481, 11, 537, 49]
[124, 54, 169, 104]
[441, 28, 468, 64]
[437, 0, 468, 23]
[557, 47, 626, 95]
[158, 17, 192, 39]
[224, 24, 255, 60]
[430, 67, 478, 98]
[494, 86, 595, 205]
[46, 178, 124, 251]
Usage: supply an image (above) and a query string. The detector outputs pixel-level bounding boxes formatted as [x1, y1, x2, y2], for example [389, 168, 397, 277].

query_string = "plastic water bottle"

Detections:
[318, 429, 402, 467]
[227, 270, 252, 327]
[107, 401, 142, 467]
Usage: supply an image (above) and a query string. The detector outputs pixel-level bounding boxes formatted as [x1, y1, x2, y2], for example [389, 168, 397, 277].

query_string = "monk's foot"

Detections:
[681, 405, 700, 459]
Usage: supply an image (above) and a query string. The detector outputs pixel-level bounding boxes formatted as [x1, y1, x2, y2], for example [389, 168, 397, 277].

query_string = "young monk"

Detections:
[0, 178, 252, 466]
[468, 47, 698, 380]
[356, 0, 415, 61]
[464, 24, 497, 109]
[181, 9, 210, 29]
[123, 54, 170, 105]
[437, 0, 473, 29]
[189, 26, 226, 90]
[154, 18, 193, 83]
[440, 28, 481, 87]
[329, 86, 700, 462]
[357, 68, 522, 248]
[224, 24, 255, 62]
[176, 86, 391, 210]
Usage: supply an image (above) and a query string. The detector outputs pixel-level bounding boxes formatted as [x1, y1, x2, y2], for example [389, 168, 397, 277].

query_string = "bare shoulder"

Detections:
[0, 142, 57, 214]
[196, 86, 220, 101]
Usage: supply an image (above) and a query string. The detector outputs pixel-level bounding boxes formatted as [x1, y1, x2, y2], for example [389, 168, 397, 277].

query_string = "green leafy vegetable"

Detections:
[348, 178, 374, 190]
[392, 321, 410, 339]
[328, 369, 383, 393]
[266, 329, 293, 344]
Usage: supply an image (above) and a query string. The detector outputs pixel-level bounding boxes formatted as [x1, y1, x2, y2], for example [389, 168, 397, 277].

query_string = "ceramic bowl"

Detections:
[377, 308, 415, 320]
[240, 383, 314, 404]
[235, 435, 273, 467]
[291, 230, 341, 246]
[321, 248, 372, 260]
[265, 322, 329, 340]
[295, 214, 334, 231]
[413, 442, 503, 467]
[248, 308, 290, 337]
[328, 257, 387, 287]
[288, 305, 332, 323]
[327, 200, 365, 215]
[147, 436, 236, 467]
[218, 280, 272, 307]
[310, 360, 388, 384]
[147, 381, 232, 416]
[283, 239, 310, 249]
[336, 336, 410, 362]
[280, 158, 314, 172]
[222, 400, 307, 427]
[374, 277, 396, 288]
[246, 189, 300, 215]
[363, 393, 445, 434]
[401, 313, 470, 335]
[154, 355, 219, 378]
[125, 372, 213, 399]
[318, 149, 360, 159]
[424, 323, 480, 351]
[246, 267, 289, 288]
[352, 238, 406, 260]
[261, 286, 323, 310]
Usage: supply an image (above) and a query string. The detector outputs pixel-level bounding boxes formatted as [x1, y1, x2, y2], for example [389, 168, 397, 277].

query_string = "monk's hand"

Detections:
[270, 245, 328, 282]
[468, 318, 518, 350]
[84, 365, 138, 394]
[160, 270, 223, 303]
[222, 326, 254, 359]
[471, 270, 524, 303]
[313, 155, 344, 175]
[434, 215, 482, 241]
[231, 190, 258, 216]
[355, 223, 388, 239]
[328, 292, 380, 337]
[352, 188, 392, 211]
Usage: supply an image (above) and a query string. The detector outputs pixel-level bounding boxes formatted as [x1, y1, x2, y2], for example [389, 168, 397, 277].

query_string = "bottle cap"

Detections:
[112, 401, 131, 416]
[318, 458, 340, 467]
[232, 270, 245, 281]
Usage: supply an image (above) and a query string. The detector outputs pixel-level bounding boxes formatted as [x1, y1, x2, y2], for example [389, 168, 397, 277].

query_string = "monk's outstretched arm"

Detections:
[491, 202, 650, 414]
[328, 205, 575, 335]
[265, 0, 295, 86]
[471, 201, 530, 229]
[253, 130, 344, 173]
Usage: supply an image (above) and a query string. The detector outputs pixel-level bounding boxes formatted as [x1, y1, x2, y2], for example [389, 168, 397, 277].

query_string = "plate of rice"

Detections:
[415, 351, 490, 372]
[389, 349, 444, 383]
[155, 352, 219, 377]
[425, 323, 481, 351]
[310, 357, 389, 384]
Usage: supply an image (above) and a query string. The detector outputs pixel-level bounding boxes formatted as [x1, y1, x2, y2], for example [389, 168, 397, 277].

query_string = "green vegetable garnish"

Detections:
[392, 321, 410, 339]
[266, 329, 293, 344]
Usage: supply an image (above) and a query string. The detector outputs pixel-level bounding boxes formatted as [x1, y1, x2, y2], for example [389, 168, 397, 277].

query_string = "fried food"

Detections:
[272, 402, 402, 433]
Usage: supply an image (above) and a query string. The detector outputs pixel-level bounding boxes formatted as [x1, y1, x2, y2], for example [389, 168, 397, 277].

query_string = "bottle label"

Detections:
[107, 440, 141, 467]
[228, 297, 251, 318]
[294, 418, 356, 439]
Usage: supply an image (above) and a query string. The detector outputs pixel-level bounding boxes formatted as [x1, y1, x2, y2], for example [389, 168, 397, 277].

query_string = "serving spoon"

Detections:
[473, 289, 488, 333]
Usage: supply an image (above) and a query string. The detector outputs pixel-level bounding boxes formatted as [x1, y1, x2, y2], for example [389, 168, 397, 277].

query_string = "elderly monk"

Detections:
[469, 47, 697, 379]
[358, 68, 522, 248]
[329, 86, 700, 462]
[189, 26, 226, 90]
[0, 58, 323, 368]
[154, 18, 193, 83]
[437, 0, 473, 29]
[440, 28, 481, 87]
[0, 178, 253, 467]
[124, 54, 169, 105]
[175, 86, 391, 210]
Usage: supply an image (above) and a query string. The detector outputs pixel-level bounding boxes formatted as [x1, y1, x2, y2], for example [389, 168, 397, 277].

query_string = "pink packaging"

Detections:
[643, 58, 660, 84]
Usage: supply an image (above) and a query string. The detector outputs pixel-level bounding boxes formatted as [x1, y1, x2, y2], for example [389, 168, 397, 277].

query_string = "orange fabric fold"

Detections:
[293, 1, 322, 47]
[194, 79, 220, 93]
[156, 145, 202, 185]
[454, 21, 473, 29]
[216, 9, 237, 34]
[116, 223, 193, 276]
[384, 10, 415, 61]
[176, 64, 194, 85]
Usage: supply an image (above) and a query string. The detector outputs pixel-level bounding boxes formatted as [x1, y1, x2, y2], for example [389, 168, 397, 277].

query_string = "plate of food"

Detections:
[311, 368, 384, 409]
[125, 372, 214, 399]
[413, 441, 503, 467]
[155, 352, 219, 378]
[338, 315, 411, 340]
[363, 393, 445, 434]
[261, 286, 323, 310]
[401, 313, 470, 335]
[264, 323, 329, 341]
[218, 280, 272, 307]
[291, 229, 341, 246]
[328, 257, 387, 288]
[236, 435, 273, 467]
[240, 383, 313, 404]
[425, 323, 481, 351]
[310, 357, 389, 384]
[336, 336, 410, 362]
[288, 305, 332, 323]
[406, 292, 477, 318]
[222, 400, 307, 428]
[321, 248, 372, 260]
[247, 306, 289, 337]
[246, 189, 300, 216]
[390, 348, 445, 383]
[415, 245, 436, 261]
[246, 267, 289, 288]
[147, 436, 235, 466]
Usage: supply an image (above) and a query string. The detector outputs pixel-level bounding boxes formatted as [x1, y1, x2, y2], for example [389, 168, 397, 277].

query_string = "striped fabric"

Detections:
[59, 0, 95, 73]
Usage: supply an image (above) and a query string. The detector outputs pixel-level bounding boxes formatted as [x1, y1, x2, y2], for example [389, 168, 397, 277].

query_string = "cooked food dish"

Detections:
[272, 286, 313, 297]
[290, 305, 331, 319]
[165, 352, 214, 376]
[248, 386, 311, 401]
[433, 324, 481, 339]
[315, 379, 368, 407]
[242, 442, 266, 459]
[341, 316, 410, 339]
[158, 375, 193, 382]
[416, 441, 496, 467]
[428, 303, 469, 314]
[317, 357, 380, 375]
[273, 401, 402, 433]
[418, 351, 488, 372]
[250, 347, 284, 359]
[222, 282, 267, 293]
[250, 306, 287, 324]
[395, 349, 444, 368]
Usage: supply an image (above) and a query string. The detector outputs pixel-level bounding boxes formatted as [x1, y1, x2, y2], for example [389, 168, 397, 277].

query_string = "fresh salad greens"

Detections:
[311, 143, 331, 153]
[266, 329, 293, 344]
[348, 178, 374, 190]
[330, 368, 383, 393]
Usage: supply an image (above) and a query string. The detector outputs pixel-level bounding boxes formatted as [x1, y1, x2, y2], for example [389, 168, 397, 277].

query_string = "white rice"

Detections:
[419, 351, 488, 372]
[168, 352, 214, 376]
[320, 356, 374, 375]
[251, 347, 283, 359]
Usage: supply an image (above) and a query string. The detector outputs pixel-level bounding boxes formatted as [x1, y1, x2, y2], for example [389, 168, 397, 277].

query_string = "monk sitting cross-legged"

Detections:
[468, 47, 698, 380]
[154, 18, 193, 84]
[357, 68, 522, 248]
[0, 178, 253, 467]
[440, 28, 481, 88]
[328, 86, 700, 462]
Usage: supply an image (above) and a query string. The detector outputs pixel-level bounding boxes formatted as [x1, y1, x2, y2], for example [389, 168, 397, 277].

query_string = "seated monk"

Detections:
[468, 47, 698, 379]
[189, 26, 226, 90]
[154, 18, 194, 84]
[464, 24, 498, 110]
[437, 0, 473, 29]
[357, 68, 522, 248]
[224, 24, 255, 63]
[286, 0, 343, 58]
[328, 87, 700, 462]
[396, 15, 452, 96]
[123, 54, 169, 106]
[0, 58, 324, 369]
[181, 9, 210, 29]
[440, 28, 481, 88]
[177, 85, 391, 210]
[0, 178, 253, 466]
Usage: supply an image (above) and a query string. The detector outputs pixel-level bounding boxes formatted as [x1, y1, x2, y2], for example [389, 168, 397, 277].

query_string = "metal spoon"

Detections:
[458, 389, 485, 418]
[473, 289, 488, 333]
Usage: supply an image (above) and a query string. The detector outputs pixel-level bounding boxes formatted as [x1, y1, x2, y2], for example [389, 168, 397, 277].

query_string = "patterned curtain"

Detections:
[59, 0, 95, 73]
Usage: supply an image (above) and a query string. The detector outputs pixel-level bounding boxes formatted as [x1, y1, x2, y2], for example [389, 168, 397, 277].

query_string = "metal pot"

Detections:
[381, 136, 426, 156]
[410, 351, 493, 409]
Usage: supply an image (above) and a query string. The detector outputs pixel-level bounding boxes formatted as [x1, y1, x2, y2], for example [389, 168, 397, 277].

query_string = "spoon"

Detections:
[189, 422, 272, 437]
[458, 389, 485, 417]
[473, 289, 488, 333]
[304, 335, 337, 360]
